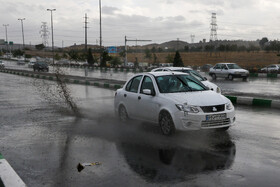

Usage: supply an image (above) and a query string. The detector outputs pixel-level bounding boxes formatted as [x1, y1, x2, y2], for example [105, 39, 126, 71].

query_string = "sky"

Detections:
[0, 0, 280, 47]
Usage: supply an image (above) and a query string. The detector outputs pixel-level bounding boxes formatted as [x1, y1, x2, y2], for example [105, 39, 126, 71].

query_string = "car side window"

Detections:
[154, 69, 163, 72]
[125, 76, 142, 93]
[140, 76, 155, 94]
[215, 64, 221, 69]
[221, 64, 227, 69]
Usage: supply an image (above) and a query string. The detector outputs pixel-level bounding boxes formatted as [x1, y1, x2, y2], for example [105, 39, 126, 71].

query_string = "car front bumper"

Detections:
[172, 109, 236, 131]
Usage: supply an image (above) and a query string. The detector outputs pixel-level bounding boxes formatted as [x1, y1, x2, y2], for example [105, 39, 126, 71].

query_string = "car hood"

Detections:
[201, 80, 218, 90]
[163, 91, 228, 106]
[232, 69, 248, 73]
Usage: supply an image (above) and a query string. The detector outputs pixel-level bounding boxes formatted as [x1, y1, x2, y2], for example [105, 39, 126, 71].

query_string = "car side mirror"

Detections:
[143, 89, 154, 96]
[224, 67, 228, 70]
[204, 77, 208, 80]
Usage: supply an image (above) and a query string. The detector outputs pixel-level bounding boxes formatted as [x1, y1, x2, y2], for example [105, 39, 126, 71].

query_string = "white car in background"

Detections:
[0, 60, 4, 69]
[151, 67, 221, 94]
[261, 64, 280, 72]
[114, 72, 235, 135]
[209, 63, 249, 80]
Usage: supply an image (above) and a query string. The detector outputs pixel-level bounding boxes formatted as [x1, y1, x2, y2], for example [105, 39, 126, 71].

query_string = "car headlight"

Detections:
[175, 104, 200, 113]
[234, 71, 240, 74]
[216, 87, 221, 93]
[226, 102, 233, 110]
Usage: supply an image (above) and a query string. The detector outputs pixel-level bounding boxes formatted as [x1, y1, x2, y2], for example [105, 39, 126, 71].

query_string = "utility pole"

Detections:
[84, 13, 89, 53]
[210, 13, 218, 41]
[99, 0, 102, 63]
[190, 34, 195, 43]
[18, 18, 25, 49]
[3, 24, 9, 52]
[124, 36, 151, 66]
[47, 8, 56, 65]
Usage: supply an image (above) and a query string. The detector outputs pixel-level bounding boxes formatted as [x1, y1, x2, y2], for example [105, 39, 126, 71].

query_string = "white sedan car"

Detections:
[209, 63, 249, 80]
[151, 67, 221, 94]
[114, 72, 235, 135]
[261, 64, 280, 72]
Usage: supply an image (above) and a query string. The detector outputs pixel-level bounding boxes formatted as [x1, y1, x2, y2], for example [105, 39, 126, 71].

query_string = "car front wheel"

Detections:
[159, 111, 175, 136]
[228, 74, 234, 80]
[119, 105, 128, 122]
[211, 73, 216, 80]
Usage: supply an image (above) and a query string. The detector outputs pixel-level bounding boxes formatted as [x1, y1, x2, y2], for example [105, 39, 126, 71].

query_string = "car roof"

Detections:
[216, 62, 236, 65]
[146, 71, 189, 77]
[152, 67, 192, 71]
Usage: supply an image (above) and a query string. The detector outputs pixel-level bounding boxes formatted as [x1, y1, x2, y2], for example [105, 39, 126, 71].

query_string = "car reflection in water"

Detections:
[116, 132, 236, 183]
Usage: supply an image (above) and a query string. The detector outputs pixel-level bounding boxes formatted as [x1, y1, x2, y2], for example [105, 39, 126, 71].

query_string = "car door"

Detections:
[135, 75, 158, 122]
[122, 75, 143, 118]
[220, 64, 229, 78]
[213, 64, 222, 77]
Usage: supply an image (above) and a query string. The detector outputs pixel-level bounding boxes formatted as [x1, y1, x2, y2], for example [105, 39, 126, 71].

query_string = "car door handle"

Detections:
[138, 96, 141, 100]
[124, 94, 127, 97]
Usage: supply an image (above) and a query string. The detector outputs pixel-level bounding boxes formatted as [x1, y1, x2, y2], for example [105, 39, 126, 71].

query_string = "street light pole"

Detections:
[18, 18, 25, 49]
[99, 0, 102, 64]
[3, 24, 9, 52]
[47, 8, 56, 66]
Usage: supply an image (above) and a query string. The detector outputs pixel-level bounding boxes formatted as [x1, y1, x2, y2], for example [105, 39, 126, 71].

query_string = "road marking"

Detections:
[0, 154, 26, 187]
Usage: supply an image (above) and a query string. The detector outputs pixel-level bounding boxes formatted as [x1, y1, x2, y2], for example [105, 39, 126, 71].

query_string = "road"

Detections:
[3, 59, 280, 100]
[0, 72, 280, 186]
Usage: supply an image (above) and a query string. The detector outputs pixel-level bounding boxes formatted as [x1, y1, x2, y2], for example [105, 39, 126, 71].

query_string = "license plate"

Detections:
[206, 113, 226, 121]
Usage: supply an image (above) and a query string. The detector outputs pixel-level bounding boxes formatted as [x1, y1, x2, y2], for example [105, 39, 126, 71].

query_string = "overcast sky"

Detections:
[1, 0, 280, 47]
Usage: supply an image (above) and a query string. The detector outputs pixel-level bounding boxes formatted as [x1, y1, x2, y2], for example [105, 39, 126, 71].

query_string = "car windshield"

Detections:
[180, 70, 205, 81]
[227, 64, 242, 69]
[156, 75, 207, 93]
[37, 62, 47, 66]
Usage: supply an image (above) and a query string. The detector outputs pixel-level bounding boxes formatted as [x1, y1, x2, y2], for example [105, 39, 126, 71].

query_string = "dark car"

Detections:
[33, 62, 49, 72]
[200, 64, 213, 72]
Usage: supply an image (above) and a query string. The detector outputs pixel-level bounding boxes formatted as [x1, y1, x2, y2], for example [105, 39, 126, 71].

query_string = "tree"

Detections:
[35, 43, 45, 50]
[100, 50, 111, 67]
[12, 49, 24, 57]
[165, 54, 174, 64]
[144, 48, 152, 59]
[259, 37, 269, 49]
[153, 53, 158, 65]
[173, 51, 184, 67]
[87, 48, 94, 65]
[109, 56, 121, 67]
[184, 45, 189, 52]
[54, 53, 61, 60]
[68, 50, 79, 61]
[134, 57, 139, 68]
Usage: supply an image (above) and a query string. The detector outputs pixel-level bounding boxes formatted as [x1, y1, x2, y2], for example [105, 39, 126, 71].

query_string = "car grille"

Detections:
[200, 104, 225, 113]
[201, 118, 230, 128]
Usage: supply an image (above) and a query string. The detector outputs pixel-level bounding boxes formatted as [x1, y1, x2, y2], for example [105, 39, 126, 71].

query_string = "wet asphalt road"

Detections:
[3, 60, 280, 100]
[0, 72, 280, 187]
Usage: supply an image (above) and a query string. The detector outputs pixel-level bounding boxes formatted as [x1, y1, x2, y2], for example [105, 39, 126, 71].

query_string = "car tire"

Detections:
[211, 73, 216, 80]
[228, 74, 234, 80]
[159, 111, 175, 136]
[119, 105, 128, 122]
[243, 77, 248, 81]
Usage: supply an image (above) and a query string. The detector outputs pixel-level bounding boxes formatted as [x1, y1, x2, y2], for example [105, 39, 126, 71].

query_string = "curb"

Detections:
[249, 73, 280, 78]
[0, 69, 123, 90]
[225, 95, 280, 109]
[0, 153, 26, 187]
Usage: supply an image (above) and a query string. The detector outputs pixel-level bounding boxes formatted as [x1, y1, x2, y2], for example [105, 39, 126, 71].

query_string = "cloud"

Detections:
[102, 6, 120, 15]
